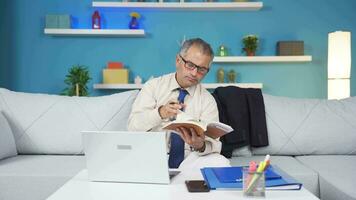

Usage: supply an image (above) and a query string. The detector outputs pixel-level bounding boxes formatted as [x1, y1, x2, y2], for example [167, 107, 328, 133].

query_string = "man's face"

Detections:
[175, 45, 211, 88]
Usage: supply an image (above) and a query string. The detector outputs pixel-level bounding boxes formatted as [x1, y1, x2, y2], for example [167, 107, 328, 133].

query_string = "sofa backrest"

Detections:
[0, 88, 139, 155]
[252, 94, 356, 156]
[2, 87, 355, 156]
[0, 110, 18, 160]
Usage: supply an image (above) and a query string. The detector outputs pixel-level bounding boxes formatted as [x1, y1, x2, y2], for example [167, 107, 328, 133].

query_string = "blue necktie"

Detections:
[168, 88, 188, 168]
[177, 88, 188, 107]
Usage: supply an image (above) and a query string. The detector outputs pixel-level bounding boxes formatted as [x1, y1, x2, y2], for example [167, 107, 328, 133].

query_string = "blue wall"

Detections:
[1, 0, 356, 98]
[0, 1, 12, 88]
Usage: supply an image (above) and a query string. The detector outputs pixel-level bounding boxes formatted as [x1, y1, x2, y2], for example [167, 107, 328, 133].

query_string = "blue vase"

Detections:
[129, 17, 139, 29]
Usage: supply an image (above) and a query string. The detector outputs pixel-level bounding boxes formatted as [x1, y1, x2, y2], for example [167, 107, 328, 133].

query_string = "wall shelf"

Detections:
[92, 2, 263, 11]
[44, 28, 145, 37]
[213, 55, 312, 63]
[93, 83, 263, 90]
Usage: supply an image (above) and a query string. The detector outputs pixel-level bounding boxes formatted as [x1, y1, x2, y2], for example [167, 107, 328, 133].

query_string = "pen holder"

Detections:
[243, 167, 266, 197]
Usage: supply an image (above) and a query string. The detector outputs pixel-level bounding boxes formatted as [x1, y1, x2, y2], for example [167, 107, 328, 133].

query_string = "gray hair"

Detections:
[179, 38, 214, 63]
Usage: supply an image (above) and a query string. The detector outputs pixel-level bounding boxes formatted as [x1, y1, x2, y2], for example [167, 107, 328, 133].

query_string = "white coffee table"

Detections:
[47, 169, 319, 200]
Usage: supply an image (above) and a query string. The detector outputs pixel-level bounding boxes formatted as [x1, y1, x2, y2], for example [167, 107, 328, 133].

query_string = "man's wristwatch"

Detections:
[191, 142, 206, 153]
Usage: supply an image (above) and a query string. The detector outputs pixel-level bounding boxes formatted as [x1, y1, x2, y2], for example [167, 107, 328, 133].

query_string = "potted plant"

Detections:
[242, 35, 259, 56]
[62, 65, 91, 96]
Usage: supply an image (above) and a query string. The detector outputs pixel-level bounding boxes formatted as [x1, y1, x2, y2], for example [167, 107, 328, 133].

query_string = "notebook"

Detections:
[201, 165, 302, 190]
[212, 166, 281, 183]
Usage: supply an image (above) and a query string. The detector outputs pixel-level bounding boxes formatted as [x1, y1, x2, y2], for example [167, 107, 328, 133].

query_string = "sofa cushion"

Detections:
[0, 111, 17, 160]
[229, 156, 319, 197]
[0, 155, 85, 200]
[296, 155, 356, 200]
[252, 94, 356, 156]
[0, 88, 139, 154]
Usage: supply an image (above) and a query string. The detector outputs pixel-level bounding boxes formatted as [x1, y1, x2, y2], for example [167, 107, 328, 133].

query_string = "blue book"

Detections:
[212, 166, 281, 183]
[201, 165, 302, 190]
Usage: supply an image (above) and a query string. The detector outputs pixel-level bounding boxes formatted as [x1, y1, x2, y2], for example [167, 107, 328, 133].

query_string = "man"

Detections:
[128, 38, 229, 169]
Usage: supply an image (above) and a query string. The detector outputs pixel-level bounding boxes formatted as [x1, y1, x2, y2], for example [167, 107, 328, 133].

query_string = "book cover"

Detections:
[162, 112, 233, 139]
[212, 166, 281, 183]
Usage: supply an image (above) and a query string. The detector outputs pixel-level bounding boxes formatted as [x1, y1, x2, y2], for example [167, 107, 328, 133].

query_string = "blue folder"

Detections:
[212, 166, 281, 183]
[201, 165, 302, 190]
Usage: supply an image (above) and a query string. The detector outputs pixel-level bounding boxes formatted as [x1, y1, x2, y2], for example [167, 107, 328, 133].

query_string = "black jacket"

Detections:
[212, 86, 269, 158]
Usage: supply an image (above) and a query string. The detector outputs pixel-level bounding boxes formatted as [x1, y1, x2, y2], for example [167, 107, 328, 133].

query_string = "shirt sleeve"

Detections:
[127, 80, 163, 131]
[197, 89, 222, 156]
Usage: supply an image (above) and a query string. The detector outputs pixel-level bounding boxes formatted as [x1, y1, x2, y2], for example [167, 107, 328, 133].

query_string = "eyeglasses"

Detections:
[179, 55, 210, 75]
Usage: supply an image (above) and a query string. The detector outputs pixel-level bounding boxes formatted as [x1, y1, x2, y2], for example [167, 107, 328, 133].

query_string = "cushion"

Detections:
[229, 155, 319, 197]
[0, 111, 17, 160]
[232, 146, 252, 157]
[252, 94, 356, 155]
[296, 155, 356, 200]
[0, 88, 139, 154]
[0, 155, 85, 200]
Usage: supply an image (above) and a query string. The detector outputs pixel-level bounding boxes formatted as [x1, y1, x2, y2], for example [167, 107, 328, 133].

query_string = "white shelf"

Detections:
[94, 83, 263, 89]
[94, 84, 144, 89]
[92, 2, 263, 11]
[213, 56, 312, 63]
[44, 29, 145, 37]
[203, 83, 262, 89]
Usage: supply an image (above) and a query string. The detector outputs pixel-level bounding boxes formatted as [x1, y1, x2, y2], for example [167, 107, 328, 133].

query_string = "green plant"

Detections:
[242, 35, 259, 54]
[62, 65, 91, 96]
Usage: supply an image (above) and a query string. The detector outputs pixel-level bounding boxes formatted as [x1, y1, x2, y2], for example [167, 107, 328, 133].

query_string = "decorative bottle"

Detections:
[129, 12, 141, 29]
[92, 11, 101, 29]
[228, 69, 237, 83]
[217, 68, 225, 83]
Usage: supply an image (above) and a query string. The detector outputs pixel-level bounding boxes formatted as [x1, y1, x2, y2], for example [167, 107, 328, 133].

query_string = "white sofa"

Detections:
[0, 88, 355, 200]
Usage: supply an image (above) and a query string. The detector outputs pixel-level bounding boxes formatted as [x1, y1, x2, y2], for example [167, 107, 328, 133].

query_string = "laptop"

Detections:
[82, 131, 180, 184]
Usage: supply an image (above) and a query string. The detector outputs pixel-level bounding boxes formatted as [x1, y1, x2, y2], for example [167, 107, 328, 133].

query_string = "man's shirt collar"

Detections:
[168, 73, 197, 96]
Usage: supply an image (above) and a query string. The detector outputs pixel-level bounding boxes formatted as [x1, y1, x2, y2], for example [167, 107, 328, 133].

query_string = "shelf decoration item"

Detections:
[217, 68, 225, 83]
[218, 45, 228, 56]
[46, 14, 72, 29]
[242, 34, 259, 56]
[108, 61, 123, 69]
[227, 69, 237, 83]
[277, 41, 304, 56]
[134, 76, 143, 84]
[62, 65, 91, 96]
[129, 12, 141, 29]
[103, 61, 129, 84]
[92, 10, 101, 29]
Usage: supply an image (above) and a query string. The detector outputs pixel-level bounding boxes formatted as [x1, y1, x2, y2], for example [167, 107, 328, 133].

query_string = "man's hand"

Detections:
[176, 127, 205, 152]
[158, 100, 185, 119]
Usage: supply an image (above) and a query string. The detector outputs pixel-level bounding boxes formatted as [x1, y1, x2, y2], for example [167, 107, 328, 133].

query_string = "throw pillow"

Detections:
[0, 111, 17, 160]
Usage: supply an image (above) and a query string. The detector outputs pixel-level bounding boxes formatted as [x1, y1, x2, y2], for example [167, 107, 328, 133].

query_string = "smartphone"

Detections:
[185, 180, 210, 192]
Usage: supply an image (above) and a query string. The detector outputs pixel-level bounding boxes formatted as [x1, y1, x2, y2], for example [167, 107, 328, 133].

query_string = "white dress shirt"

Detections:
[128, 73, 222, 156]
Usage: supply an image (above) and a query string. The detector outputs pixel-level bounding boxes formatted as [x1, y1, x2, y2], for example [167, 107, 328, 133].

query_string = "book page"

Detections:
[206, 122, 233, 139]
[163, 112, 206, 136]
[162, 112, 233, 139]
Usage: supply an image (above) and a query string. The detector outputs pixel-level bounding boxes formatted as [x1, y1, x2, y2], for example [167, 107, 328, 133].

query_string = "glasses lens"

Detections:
[185, 62, 196, 70]
[197, 68, 208, 74]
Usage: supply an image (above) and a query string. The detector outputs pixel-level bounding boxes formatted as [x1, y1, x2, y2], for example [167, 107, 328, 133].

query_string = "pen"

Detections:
[169, 101, 179, 105]
[263, 154, 270, 170]
[168, 101, 182, 121]
[245, 161, 257, 185]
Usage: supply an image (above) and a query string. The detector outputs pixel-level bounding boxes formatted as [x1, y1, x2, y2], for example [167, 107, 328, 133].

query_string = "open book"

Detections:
[162, 112, 233, 139]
